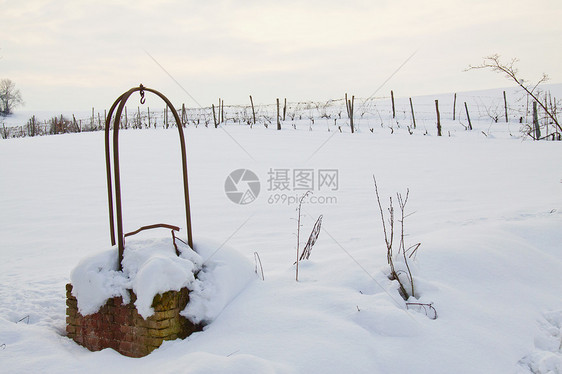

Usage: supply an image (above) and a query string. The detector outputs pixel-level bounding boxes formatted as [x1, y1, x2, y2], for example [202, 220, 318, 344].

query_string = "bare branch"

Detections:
[466, 55, 560, 134]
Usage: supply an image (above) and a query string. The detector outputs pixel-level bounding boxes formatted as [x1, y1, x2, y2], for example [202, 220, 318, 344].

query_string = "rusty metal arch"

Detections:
[104, 85, 193, 269]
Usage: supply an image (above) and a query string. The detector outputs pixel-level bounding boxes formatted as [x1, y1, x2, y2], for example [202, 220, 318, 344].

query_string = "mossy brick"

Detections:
[149, 324, 182, 339]
[146, 318, 170, 330]
[132, 312, 146, 325]
[130, 326, 148, 337]
[152, 292, 178, 311]
[152, 308, 179, 321]
[138, 336, 163, 348]
[131, 346, 152, 358]
[178, 288, 190, 308]
[66, 298, 77, 308]
[128, 290, 138, 304]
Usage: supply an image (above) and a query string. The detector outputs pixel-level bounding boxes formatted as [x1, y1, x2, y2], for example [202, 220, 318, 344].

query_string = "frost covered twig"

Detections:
[373, 177, 420, 300]
[295, 191, 311, 281]
[406, 302, 437, 320]
[254, 252, 264, 281]
[299, 215, 323, 262]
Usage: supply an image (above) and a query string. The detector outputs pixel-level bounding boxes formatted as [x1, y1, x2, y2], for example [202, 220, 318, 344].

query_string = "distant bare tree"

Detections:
[466, 55, 561, 137]
[0, 79, 24, 115]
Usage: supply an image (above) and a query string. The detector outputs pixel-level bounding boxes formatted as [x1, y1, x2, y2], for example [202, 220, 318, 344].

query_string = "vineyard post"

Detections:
[346, 93, 355, 133]
[503, 91, 508, 122]
[276, 98, 281, 130]
[453, 93, 457, 120]
[544, 96, 548, 135]
[391, 90, 396, 119]
[435, 99, 442, 136]
[212, 104, 218, 128]
[464, 101, 472, 130]
[533, 101, 540, 139]
[249, 95, 256, 125]
[409, 97, 416, 129]
[464, 102, 472, 130]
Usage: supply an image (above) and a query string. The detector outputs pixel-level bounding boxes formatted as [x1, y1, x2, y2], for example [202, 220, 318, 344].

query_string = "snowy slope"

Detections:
[0, 109, 561, 373]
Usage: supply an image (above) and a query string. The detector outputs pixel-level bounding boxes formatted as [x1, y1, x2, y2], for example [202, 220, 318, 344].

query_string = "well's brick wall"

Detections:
[66, 284, 201, 357]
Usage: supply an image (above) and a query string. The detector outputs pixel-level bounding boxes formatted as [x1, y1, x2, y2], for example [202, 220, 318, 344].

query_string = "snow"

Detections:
[517, 310, 562, 374]
[0, 90, 561, 373]
[69, 235, 254, 320]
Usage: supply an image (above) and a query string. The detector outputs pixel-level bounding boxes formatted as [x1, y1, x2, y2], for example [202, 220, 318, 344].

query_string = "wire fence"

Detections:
[1, 91, 559, 140]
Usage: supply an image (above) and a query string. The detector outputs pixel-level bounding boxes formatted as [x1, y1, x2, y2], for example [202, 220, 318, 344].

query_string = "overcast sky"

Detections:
[2, 0, 561, 111]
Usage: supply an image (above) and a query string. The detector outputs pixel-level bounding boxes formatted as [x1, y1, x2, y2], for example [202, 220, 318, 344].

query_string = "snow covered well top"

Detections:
[70, 236, 255, 321]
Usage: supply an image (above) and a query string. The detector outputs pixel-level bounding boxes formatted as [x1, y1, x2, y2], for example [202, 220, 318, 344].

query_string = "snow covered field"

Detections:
[1, 91, 561, 373]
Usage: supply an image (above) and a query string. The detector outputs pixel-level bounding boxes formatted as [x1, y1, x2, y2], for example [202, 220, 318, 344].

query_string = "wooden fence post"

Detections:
[503, 91, 508, 122]
[409, 97, 416, 129]
[212, 104, 218, 128]
[391, 90, 395, 119]
[544, 96, 549, 136]
[249, 95, 256, 125]
[533, 101, 540, 140]
[435, 99, 442, 136]
[464, 102, 472, 130]
[346, 93, 355, 133]
[283, 98, 287, 121]
[276, 98, 281, 130]
[453, 93, 457, 121]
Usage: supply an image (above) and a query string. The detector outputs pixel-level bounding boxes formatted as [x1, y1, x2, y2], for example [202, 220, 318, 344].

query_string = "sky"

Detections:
[1, 0, 561, 112]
